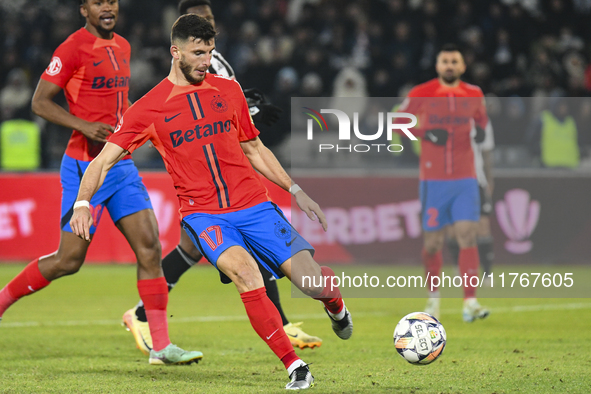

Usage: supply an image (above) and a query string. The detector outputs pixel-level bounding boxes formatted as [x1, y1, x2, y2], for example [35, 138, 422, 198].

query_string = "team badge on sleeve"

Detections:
[46, 56, 62, 76]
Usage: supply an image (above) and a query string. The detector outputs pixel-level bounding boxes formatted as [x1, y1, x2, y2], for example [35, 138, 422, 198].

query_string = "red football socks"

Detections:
[312, 266, 344, 314]
[0, 259, 51, 317]
[459, 246, 480, 299]
[422, 249, 443, 294]
[240, 287, 299, 370]
[137, 277, 171, 352]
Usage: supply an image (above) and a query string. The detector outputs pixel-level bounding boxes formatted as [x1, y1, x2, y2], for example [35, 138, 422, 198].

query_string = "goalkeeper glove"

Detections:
[424, 129, 448, 146]
[243, 88, 283, 126]
[474, 125, 486, 143]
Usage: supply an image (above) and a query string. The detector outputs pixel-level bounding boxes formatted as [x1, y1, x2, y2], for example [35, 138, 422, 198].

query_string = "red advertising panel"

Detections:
[2, 172, 591, 265]
[291, 175, 591, 265]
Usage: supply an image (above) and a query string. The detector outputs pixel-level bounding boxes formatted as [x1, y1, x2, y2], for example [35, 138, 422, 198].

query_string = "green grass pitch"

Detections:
[0, 263, 590, 393]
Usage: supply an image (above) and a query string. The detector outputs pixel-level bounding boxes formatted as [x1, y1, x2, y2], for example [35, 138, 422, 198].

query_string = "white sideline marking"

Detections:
[1, 302, 590, 328]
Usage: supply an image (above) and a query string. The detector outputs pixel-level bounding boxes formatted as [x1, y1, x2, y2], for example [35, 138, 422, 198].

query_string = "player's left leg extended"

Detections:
[281, 252, 353, 341]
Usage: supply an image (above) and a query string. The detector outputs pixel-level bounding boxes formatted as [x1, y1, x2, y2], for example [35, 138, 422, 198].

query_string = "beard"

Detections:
[441, 72, 459, 84]
[179, 57, 205, 84]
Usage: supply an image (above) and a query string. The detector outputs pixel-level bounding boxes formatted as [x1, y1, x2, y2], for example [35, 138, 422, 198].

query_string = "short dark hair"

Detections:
[179, 0, 212, 15]
[439, 43, 463, 55]
[171, 14, 217, 44]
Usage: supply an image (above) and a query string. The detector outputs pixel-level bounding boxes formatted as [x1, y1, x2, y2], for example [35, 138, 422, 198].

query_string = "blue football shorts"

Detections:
[419, 178, 480, 232]
[182, 201, 314, 279]
[60, 154, 153, 234]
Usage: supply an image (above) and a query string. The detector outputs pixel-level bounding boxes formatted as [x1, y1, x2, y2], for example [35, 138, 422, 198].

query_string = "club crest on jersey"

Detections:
[210, 95, 228, 113]
[169, 120, 232, 148]
[46, 56, 62, 76]
[274, 221, 291, 240]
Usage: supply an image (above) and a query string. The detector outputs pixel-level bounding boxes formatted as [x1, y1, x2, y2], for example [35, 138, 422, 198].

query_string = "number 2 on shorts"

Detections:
[426, 207, 439, 228]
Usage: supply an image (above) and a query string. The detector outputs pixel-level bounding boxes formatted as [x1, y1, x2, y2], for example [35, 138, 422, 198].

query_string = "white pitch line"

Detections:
[1, 302, 590, 329]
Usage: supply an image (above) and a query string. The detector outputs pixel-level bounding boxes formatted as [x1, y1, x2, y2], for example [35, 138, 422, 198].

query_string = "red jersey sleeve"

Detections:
[41, 39, 79, 89]
[108, 101, 156, 154]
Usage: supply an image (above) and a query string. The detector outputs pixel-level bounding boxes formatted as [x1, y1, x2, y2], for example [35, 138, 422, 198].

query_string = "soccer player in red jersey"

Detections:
[447, 121, 496, 286]
[398, 44, 490, 322]
[70, 14, 353, 390]
[0, 0, 202, 365]
[122, 0, 322, 355]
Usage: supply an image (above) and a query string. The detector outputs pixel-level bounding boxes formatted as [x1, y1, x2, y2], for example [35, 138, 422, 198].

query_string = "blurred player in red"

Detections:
[0, 0, 202, 365]
[398, 44, 490, 322]
[122, 0, 322, 356]
[70, 15, 353, 390]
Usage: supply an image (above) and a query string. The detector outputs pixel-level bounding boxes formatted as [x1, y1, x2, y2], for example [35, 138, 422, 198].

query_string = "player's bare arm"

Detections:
[32, 79, 114, 142]
[241, 136, 327, 231]
[70, 142, 129, 241]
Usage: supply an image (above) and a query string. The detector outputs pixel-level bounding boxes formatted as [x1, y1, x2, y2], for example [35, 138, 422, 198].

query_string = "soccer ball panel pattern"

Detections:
[393, 312, 446, 365]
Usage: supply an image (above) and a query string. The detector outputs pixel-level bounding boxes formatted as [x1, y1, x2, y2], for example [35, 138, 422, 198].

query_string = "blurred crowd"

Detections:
[1, 0, 591, 169]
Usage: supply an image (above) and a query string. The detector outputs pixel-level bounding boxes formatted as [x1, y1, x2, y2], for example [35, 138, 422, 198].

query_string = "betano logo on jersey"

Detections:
[303, 107, 418, 153]
[91, 76, 130, 89]
[169, 120, 232, 148]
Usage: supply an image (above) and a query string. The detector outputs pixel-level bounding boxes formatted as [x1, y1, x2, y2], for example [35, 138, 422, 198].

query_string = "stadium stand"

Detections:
[0, 0, 590, 169]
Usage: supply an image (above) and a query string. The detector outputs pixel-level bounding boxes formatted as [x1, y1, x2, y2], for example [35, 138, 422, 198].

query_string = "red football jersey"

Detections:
[41, 28, 131, 161]
[398, 78, 488, 180]
[108, 74, 269, 217]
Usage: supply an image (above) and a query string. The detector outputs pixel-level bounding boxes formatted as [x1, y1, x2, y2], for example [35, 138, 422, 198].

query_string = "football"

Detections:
[393, 312, 446, 365]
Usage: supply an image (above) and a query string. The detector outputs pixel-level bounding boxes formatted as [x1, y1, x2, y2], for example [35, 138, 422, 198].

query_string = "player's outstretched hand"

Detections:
[79, 121, 114, 143]
[294, 191, 328, 232]
[424, 129, 448, 146]
[70, 206, 94, 242]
